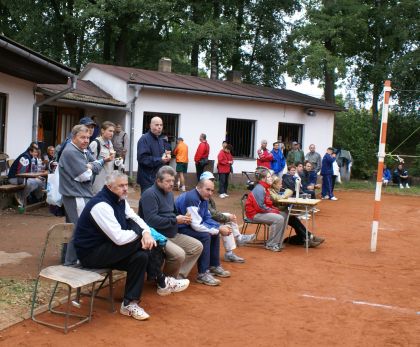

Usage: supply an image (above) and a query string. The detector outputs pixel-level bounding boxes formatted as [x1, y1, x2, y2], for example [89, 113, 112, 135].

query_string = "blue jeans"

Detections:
[178, 227, 220, 274]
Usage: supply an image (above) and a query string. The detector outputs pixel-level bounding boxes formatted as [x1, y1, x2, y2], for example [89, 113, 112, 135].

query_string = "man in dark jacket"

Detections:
[137, 117, 171, 192]
[139, 166, 203, 279]
[321, 147, 337, 200]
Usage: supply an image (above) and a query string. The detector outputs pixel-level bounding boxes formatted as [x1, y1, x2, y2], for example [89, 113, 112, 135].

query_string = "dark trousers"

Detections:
[218, 173, 229, 194]
[78, 240, 148, 303]
[288, 215, 312, 242]
[195, 163, 205, 182]
[179, 227, 220, 274]
[393, 175, 408, 186]
[321, 174, 334, 198]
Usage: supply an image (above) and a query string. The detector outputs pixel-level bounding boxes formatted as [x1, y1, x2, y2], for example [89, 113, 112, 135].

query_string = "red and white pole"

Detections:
[371, 80, 391, 252]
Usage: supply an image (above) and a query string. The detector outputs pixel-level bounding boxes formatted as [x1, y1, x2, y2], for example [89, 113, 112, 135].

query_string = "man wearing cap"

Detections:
[137, 117, 171, 193]
[175, 175, 232, 286]
[201, 171, 256, 263]
[305, 144, 322, 174]
[287, 141, 305, 166]
[139, 166, 203, 279]
[256, 140, 273, 169]
[173, 137, 188, 191]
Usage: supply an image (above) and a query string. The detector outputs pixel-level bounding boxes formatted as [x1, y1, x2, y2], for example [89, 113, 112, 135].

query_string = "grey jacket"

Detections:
[305, 151, 322, 172]
[59, 142, 103, 198]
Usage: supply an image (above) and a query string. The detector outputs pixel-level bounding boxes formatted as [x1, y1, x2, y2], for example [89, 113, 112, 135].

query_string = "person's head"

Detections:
[309, 144, 316, 153]
[222, 141, 227, 149]
[304, 160, 313, 172]
[196, 179, 215, 200]
[397, 163, 403, 170]
[199, 171, 215, 181]
[79, 116, 96, 137]
[260, 139, 268, 149]
[255, 167, 273, 185]
[156, 165, 176, 193]
[115, 124, 122, 134]
[71, 124, 90, 149]
[326, 147, 334, 155]
[199, 133, 207, 142]
[296, 162, 304, 173]
[292, 141, 299, 149]
[271, 175, 282, 191]
[150, 117, 163, 136]
[47, 146, 55, 157]
[106, 171, 129, 199]
[273, 142, 280, 150]
[27, 142, 39, 152]
[100, 121, 115, 140]
[224, 144, 233, 153]
[288, 164, 296, 175]
[177, 137, 183, 144]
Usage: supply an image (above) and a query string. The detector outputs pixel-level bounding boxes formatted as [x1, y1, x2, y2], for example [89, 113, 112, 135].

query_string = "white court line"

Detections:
[301, 293, 420, 316]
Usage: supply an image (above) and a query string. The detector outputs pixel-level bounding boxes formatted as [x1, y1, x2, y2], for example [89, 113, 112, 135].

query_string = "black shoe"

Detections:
[312, 235, 325, 244]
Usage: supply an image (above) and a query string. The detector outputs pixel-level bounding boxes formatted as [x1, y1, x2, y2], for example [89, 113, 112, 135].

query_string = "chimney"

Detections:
[158, 57, 172, 73]
[226, 70, 242, 83]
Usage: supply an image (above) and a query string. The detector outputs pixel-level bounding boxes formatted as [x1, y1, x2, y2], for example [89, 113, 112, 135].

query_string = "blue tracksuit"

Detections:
[321, 153, 336, 198]
[270, 149, 286, 175]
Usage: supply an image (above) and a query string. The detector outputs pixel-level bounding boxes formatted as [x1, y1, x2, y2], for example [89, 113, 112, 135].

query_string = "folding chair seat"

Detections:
[240, 193, 270, 244]
[31, 223, 115, 333]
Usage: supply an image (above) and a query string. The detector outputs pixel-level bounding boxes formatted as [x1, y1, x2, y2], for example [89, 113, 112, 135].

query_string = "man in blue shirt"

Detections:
[392, 163, 410, 188]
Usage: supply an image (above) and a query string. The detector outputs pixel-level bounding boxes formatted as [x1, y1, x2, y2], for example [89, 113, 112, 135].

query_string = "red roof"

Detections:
[81, 63, 342, 111]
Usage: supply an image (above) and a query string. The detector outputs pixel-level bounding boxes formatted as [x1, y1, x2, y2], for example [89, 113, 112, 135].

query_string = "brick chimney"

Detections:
[226, 70, 242, 83]
[158, 57, 172, 73]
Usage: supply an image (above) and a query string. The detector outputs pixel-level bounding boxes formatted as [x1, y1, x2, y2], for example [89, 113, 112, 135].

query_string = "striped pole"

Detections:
[371, 80, 391, 252]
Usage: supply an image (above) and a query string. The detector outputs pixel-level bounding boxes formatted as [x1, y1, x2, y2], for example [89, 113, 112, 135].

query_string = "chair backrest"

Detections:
[240, 193, 248, 221]
[37, 223, 74, 272]
[0, 152, 9, 175]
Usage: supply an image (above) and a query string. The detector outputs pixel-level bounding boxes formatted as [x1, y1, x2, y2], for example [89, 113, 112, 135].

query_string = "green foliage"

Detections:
[333, 109, 378, 179]
[411, 144, 420, 177]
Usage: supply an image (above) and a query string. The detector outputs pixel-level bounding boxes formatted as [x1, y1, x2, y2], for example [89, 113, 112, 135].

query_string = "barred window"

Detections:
[143, 112, 179, 150]
[226, 118, 255, 158]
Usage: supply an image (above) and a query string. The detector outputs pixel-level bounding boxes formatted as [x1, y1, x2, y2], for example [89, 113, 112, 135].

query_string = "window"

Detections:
[0, 93, 6, 152]
[226, 118, 255, 158]
[278, 122, 303, 146]
[143, 112, 179, 150]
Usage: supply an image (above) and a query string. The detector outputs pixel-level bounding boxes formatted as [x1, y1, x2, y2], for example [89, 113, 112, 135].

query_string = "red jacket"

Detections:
[256, 148, 273, 168]
[245, 181, 279, 220]
[217, 150, 233, 173]
[194, 141, 210, 163]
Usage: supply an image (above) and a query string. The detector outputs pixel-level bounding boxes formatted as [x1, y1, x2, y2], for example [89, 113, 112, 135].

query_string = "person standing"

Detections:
[287, 141, 305, 166]
[194, 133, 210, 182]
[217, 143, 233, 198]
[112, 123, 129, 165]
[90, 121, 116, 194]
[256, 140, 273, 169]
[173, 137, 188, 192]
[321, 147, 337, 200]
[305, 144, 322, 174]
[59, 124, 109, 265]
[137, 117, 171, 193]
[270, 141, 286, 175]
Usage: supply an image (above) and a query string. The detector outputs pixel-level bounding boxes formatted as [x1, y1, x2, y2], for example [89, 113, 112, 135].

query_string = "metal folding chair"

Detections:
[240, 193, 269, 244]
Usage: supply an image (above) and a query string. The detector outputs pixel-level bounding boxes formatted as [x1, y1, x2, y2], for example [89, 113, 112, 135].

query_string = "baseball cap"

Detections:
[79, 116, 95, 126]
[199, 171, 215, 180]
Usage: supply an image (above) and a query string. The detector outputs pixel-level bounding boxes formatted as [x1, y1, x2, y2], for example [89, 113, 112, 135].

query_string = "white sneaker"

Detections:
[219, 194, 226, 198]
[406, 184, 410, 188]
[120, 302, 150, 320]
[157, 276, 190, 296]
[400, 184, 404, 189]
[321, 195, 329, 200]
[330, 196, 338, 201]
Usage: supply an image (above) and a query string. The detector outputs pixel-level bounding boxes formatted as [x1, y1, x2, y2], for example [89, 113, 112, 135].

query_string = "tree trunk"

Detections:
[191, 42, 199, 76]
[231, 0, 244, 71]
[323, 38, 335, 103]
[372, 83, 380, 125]
[103, 20, 112, 63]
[210, 0, 221, 79]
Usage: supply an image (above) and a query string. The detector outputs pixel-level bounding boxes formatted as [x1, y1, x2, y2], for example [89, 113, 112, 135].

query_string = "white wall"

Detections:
[0, 72, 36, 159]
[132, 89, 335, 173]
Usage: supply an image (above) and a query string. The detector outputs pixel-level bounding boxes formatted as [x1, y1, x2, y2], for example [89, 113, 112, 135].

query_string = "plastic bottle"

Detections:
[37, 158, 43, 171]
[31, 157, 37, 172]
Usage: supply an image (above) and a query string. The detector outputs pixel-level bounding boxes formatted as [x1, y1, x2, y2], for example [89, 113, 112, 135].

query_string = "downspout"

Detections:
[127, 84, 142, 178]
[32, 75, 77, 141]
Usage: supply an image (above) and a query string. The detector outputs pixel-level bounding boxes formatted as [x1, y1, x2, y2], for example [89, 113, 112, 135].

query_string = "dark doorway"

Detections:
[143, 112, 179, 150]
[278, 122, 303, 154]
[0, 93, 6, 152]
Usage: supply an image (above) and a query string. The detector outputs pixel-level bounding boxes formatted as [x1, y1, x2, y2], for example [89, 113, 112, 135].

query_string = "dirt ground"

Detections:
[0, 189, 420, 346]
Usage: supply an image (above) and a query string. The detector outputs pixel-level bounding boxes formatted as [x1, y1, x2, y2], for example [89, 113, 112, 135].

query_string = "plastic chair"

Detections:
[240, 193, 269, 244]
[30, 223, 113, 333]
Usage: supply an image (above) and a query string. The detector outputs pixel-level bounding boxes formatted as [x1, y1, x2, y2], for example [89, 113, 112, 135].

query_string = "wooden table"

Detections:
[276, 197, 321, 253]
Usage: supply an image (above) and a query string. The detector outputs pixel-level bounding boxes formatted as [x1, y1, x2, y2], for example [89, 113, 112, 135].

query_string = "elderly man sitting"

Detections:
[74, 171, 189, 321]
[175, 176, 232, 286]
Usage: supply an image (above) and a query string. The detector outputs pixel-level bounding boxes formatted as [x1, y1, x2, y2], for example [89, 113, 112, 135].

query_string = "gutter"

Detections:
[130, 84, 342, 112]
[127, 85, 142, 178]
[50, 98, 130, 111]
[32, 75, 77, 141]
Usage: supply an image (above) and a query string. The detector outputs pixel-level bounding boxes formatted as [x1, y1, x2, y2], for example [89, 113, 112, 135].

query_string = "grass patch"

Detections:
[336, 179, 420, 195]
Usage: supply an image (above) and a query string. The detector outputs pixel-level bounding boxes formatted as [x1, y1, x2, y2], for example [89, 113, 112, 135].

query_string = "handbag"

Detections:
[46, 165, 62, 207]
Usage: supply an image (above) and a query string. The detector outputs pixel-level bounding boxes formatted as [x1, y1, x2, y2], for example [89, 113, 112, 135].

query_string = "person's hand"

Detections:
[307, 185, 315, 190]
[104, 153, 115, 162]
[176, 215, 192, 224]
[229, 214, 237, 223]
[141, 232, 156, 250]
[219, 225, 232, 236]
[86, 163, 92, 170]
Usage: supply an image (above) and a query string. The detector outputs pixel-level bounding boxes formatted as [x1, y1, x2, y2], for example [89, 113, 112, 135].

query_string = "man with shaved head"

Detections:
[137, 117, 171, 192]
